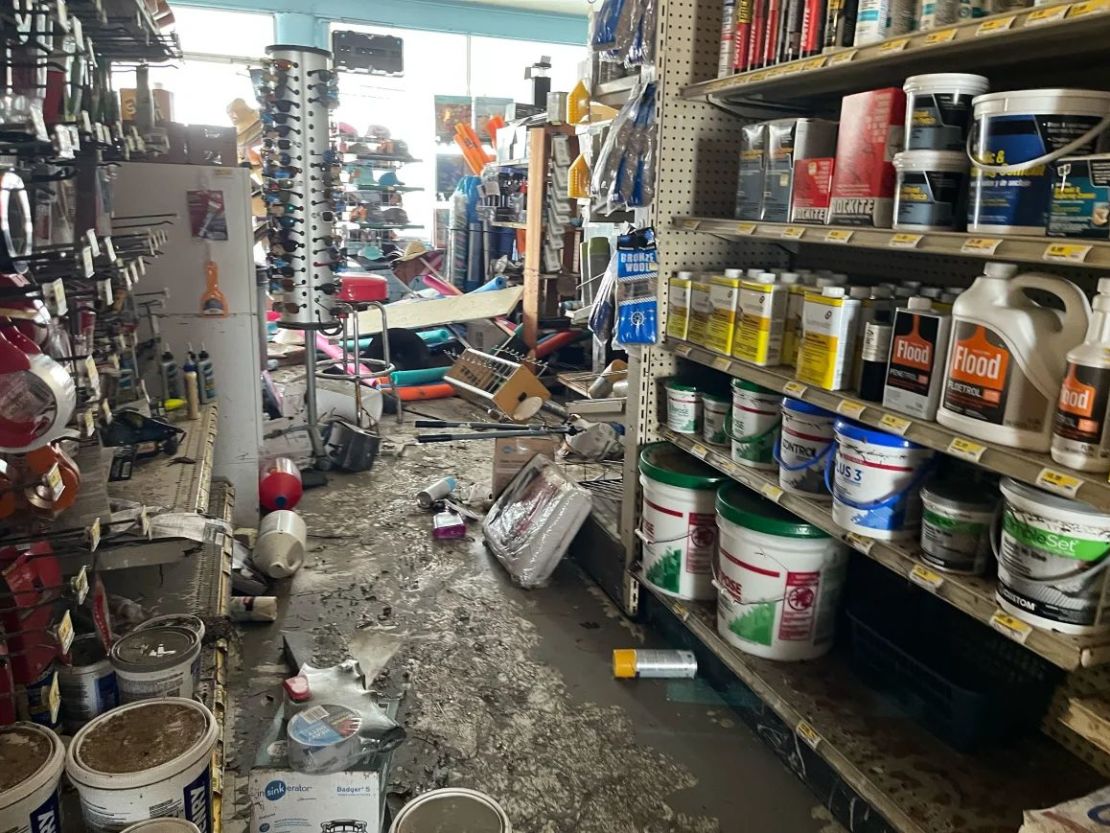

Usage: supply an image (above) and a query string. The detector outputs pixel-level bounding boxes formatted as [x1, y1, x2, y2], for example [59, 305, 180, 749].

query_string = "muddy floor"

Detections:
[223, 398, 837, 833]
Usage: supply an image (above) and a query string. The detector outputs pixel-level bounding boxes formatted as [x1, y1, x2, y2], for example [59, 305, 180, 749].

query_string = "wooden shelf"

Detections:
[658, 426, 1110, 670]
[666, 339, 1110, 513]
[673, 216, 1110, 269]
[639, 577, 1103, 833]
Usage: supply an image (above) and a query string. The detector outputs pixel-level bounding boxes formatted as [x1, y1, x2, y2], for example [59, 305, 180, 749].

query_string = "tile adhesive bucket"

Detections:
[828, 420, 935, 541]
[995, 477, 1110, 634]
[919, 478, 998, 575]
[0, 722, 64, 833]
[714, 484, 849, 660]
[968, 89, 1110, 234]
[730, 379, 781, 470]
[774, 398, 836, 499]
[638, 442, 725, 600]
[66, 698, 218, 833]
[390, 787, 511, 833]
[702, 392, 730, 446]
[110, 626, 201, 702]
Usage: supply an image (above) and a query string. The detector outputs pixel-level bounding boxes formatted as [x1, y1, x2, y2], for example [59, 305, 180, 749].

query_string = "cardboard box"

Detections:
[828, 88, 906, 227]
[1049, 154, 1110, 239]
[119, 87, 174, 125]
[762, 119, 838, 222]
[493, 436, 561, 496]
[465, 320, 507, 351]
[734, 123, 767, 220]
[790, 158, 835, 223]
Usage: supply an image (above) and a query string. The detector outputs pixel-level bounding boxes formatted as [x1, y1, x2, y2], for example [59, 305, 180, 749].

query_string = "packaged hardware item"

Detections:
[828, 88, 906, 227]
[800, 0, 826, 55]
[790, 157, 836, 222]
[614, 227, 658, 345]
[666, 273, 693, 340]
[719, 0, 739, 76]
[763, 119, 839, 222]
[734, 273, 788, 365]
[746, 0, 768, 69]
[917, 0, 961, 29]
[893, 151, 970, 231]
[796, 287, 862, 390]
[822, 0, 858, 49]
[1049, 155, 1110, 239]
[732, 0, 756, 71]
[763, 0, 783, 66]
[883, 298, 951, 420]
[1052, 279, 1110, 472]
[735, 123, 767, 219]
[782, 0, 807, 63]
[903, 74, 989, 151]
[853, 0, 891, 45]
[705, 270, 743, 354]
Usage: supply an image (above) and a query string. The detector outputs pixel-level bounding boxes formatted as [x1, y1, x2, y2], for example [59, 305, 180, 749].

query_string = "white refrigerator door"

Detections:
[112, 162, 263, 525]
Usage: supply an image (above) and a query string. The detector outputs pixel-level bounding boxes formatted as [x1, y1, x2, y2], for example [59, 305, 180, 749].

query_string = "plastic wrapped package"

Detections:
[592, 76, 658, 213]
[1021, 785, 1110, 832]
[628, 0, 658, 66]
[448, 176, 481, 289]
[483, 456, 593, 588]
[589, 256, 617, 342]
[591, 0, 631, 51]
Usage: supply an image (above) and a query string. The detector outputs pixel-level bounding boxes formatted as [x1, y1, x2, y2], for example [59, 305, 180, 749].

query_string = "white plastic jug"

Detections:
[937, 262, 1091, 451]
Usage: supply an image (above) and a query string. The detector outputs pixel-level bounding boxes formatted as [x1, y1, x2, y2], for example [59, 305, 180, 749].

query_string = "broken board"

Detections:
[348, 286, 523, 337]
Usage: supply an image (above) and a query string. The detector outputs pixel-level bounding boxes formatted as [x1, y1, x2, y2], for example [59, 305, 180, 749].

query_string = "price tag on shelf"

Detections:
[795, 720, 822, 750]
[1035, 466, 1082, 498]
[909, 563, 945, 592]
[761, 483, 785, 503]
[1027, 3, 1070, 23]
[946, 436, 987, 462]
[923, 28, 958, 43]
[137, 256, 146, 276]
[72, 566, 89, 605]
[827, 48, 857, 65]
[87, 517, 101, 552]
[961, 237, 1003, 255]
[103, 236, 116, 261]
[80, 110, 92, 133]
[1043, 242, 1092, 263]
[1070, 0, 1110, 16]
[721, 459, 744, 478]
[736, 222, 757, 236]
[55, 611, 74, 654]
[45, 463, 64, 501]
[45, 673, 60, 723]
[798, 56, 827, 70]
[990, 610, 1033, 643]
[81, 246, 94, 278]
[689, 442, 709, 460]
[140, 506, 152, 538]
[712, 355, 732, 371]
[836, 399, 867, 419]
[878, 37, 910, 53]
[678, 218, 701, 231]
[747, 69, 769, 83]
[45, 279, 66, 317]
[824, 229, 854, 244]
[783, 381, 808, 398]
[781, 226, 806, 239]
[85, 229, 100, 257]
[977, 14, 1017, 35]
[83, 409, 96, 438]
[889, 232, 923, 249]
[879, 413, 912, 435]
[845, 532, 876, 554]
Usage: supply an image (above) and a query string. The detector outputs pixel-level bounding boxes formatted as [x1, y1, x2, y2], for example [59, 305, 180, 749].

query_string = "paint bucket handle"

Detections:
[635, 525, 697, 548]
[966, 113, 1110, 175]
[824, 446, 935, 511]
[728, 418, 782, 448]
[991, 506, 1110, 584]
[773, 434, 834, 472]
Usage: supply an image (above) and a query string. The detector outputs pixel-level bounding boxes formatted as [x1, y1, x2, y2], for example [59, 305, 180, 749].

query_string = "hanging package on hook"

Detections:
[591, 0, 657, 65]
[615, 227, 658, 345]
[593, 75, 658, 213]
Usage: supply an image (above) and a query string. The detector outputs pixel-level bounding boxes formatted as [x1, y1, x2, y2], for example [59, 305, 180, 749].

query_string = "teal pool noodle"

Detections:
[390, 367, 449, 386]
[417, 327, 452, 344]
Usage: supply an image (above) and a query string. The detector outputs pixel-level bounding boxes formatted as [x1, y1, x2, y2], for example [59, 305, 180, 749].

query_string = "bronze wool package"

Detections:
[828, 87, 907, 227]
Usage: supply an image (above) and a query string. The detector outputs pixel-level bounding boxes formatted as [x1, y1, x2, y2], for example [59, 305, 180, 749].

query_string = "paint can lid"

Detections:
[665, 380, 699, 393]
[390, 788, 511, 833]
[907, 297, 933, 310]
[921, 477, 999, 511]
[0, 723, 61, 798]
[110, 626, 200, 673]
[716, 483, 830, 538]
[724, 268, 743, 278]
[639, 442, 725, 490]
[782, 397, 834, 418]
[834, 419, 927, 450]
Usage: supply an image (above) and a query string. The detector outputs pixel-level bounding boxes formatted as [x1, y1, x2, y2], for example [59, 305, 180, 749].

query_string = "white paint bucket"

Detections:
[665, 381, 701, 434]
[715, 484, 849, 660]
[702, 393, 730, 447]
[775, 398, 835, 499]
[122, 821, 201, 833]
[919, 478, 998, 575]
[903, 73, 989, 151]
[996, 477, 1110, 634]
[59, 634, 118, 732]
[829, 420, 935, 541]
[0, 723, 64, 833]
[67, 698, 217, 833]
[390, 788, 511, 833]
[730, 379, 781, 470]
[253, 510, 307, 578]
[134, 615, 205, 685]
[110, 626, 201, 702]
[638, 442, 724, 601]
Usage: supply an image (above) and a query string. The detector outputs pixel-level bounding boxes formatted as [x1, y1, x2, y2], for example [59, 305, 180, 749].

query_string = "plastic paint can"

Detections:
[0, 723, 64, 833]
[730, 379, 781, 470]
[665, 381, 702, 434]
[638, 443, 725, 601]
[893, 151, 969, 231]
[829, 420, 934, 541]
[66, 698, 217, 833]
[390, 788, 512, 833]
[110, 626, 201, 703]
[775, 398, 836, 499]
[702, 392, 730, 447]
[715, 484, 849, 660]
[969, 89, 1110, 234]
[58, 635, 118, 732]
[996, 477, 1110, 633]
[121, 821, 201, 833]
[903, 73, 989, 151]
[919, 479, 998, 574]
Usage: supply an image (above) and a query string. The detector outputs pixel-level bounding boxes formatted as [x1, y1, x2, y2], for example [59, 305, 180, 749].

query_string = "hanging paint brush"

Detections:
[200, 260, 228, 317]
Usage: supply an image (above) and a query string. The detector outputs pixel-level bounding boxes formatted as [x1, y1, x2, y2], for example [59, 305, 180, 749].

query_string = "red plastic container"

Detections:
[260, 457, 303, 511]
[0, 541, 63, 685]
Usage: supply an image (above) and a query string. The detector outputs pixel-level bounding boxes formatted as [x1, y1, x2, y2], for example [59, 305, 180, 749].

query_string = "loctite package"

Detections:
[762, 118, 839, 222]
[790, 157, 836, 222]
[735, 123, 767, 220]
[828, 88, 906, 227]
[800, 0, 826, 55]
[732, 0, 756, 72]
[747, 0, 768, 69]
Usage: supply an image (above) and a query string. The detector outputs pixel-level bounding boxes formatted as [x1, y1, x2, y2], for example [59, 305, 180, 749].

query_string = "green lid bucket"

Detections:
[715, 483, 829, 538]
[639, 442, 725, 490]
[731, 378, 777, 395]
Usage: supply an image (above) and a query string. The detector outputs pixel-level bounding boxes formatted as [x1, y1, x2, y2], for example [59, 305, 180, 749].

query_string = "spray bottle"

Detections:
[1052, 278, 1110, 472]
[182, 345, 200, 419]
[197, 344, 217, 403]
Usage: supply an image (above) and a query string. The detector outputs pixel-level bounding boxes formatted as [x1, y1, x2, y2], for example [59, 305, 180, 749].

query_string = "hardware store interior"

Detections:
[16, 0, 1110, 831]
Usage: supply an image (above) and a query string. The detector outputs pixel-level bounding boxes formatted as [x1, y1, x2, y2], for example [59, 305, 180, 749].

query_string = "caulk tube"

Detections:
[733, 0, 756, 71]
[801, 0, 826, 56]
[718, 0, 739, 77]
[748, 0, 769, 68]
[823, 0, 858, 49]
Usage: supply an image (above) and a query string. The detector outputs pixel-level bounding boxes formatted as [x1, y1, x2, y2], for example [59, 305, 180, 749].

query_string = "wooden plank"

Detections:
[522, 126, 551, 356]
[349, 286, 523, 336]
[1062, 696, 1110, 757]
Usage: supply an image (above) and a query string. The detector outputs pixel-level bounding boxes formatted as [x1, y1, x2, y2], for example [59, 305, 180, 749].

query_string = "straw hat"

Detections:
[394, 241, 431, 262]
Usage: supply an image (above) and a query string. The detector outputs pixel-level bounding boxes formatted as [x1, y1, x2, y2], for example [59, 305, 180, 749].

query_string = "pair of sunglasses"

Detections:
[265, 125, 301, 138]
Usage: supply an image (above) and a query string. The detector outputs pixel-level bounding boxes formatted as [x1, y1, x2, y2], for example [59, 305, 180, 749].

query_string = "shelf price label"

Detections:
[1070, 0, 1110, 16]
[990, 610, 1033, 643]
[711, 355, 732, 371]
[879, 413, 912, 435]
[836, 399, 867, 419]
[798, 56, 827, 70]
[827, 49, 857, 65]
[55, 611, 74, 654]
[1035, 466, 1083, 498]
[877, 37, 910, 53]
[1043, 242, 1092, 263]
[961, 237, 1003, 255]
[46, 673, 60, 723]
[783, 381, 808, 398]
[795, 720, 822, 750]
[72, 566, 89, 604]
[678, 218, 701, 231]
[781, 226, 806, 239]
[45, 463, 64, 501]
[103, 236, 116, 261]
[923, 28, 958, 43]
[760, 483, 785, 503]
[83, 409, 96, 438]
[735, 222, 757, 236]
[87, 517, 101, 552]
[946, 436, 987, 462]
[845, 532, 876, 554]
[85, 229, 101, 257]
[1027, 3, 1070, 23]
[977, 14, 1017, 33]
[909, 563, 945, 593]
[85, 355, 99, 392]
[690, 441, 710, 459]
[889, 232, 923, 249]
[81, 246, 94, 277]
[824, 229, 854, 244]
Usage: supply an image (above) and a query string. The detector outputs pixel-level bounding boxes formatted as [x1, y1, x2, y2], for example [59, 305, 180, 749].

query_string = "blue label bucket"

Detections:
[968, 88, 1110, 235]
[774, 398, 836, 499]
[828, 419, 935, 541]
